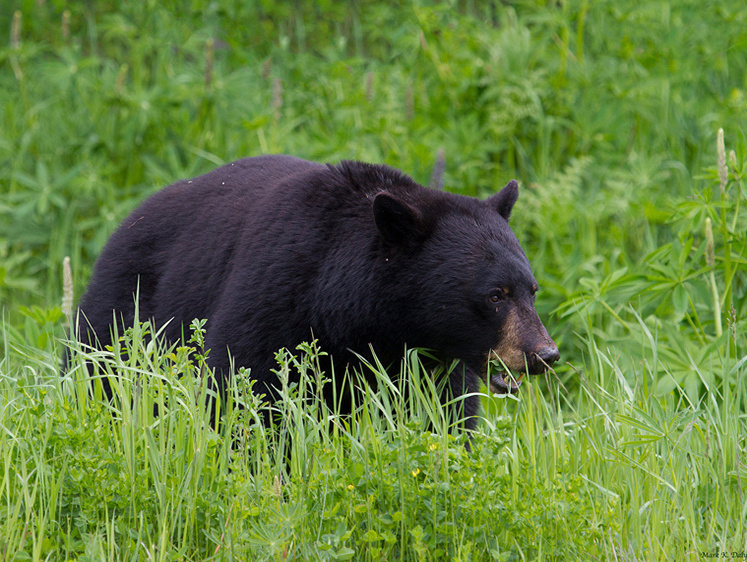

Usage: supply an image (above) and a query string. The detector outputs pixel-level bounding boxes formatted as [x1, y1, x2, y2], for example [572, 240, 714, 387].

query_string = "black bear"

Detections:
[72, 155, 558, 430]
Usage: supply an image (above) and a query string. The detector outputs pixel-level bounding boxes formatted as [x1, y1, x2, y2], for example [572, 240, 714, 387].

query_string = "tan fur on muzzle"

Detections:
[483, 305, 556, 393]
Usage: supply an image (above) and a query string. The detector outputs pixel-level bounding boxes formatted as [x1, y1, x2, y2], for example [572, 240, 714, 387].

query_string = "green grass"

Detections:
[1, 1, 746, 559]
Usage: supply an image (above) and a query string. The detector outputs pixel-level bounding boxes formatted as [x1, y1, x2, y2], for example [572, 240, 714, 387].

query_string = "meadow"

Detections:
[1, 1, 746, 559]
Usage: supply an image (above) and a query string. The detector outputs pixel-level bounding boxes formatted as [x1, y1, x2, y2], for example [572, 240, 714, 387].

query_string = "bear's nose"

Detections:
[535, 345, 560, 367]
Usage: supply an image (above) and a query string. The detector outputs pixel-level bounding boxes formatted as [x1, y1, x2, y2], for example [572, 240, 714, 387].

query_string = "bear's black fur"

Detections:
[72, 155, 558, 430]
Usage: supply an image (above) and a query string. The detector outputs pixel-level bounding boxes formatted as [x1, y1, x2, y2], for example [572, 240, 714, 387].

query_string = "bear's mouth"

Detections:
[484, 352, 528, 394]
[488, 370, 526, 394]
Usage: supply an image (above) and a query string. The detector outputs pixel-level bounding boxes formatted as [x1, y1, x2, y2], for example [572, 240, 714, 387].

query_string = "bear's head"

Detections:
[372, 179, 559, 392]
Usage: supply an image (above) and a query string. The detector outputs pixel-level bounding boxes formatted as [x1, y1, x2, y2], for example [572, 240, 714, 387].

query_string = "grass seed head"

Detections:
[11, 11, 22, 50]
[62, 256, 73, 326]
[717, 128, 727, 192]
[272, 78, 283, 120]
[365, 71, 374, 102]
[61, 10, 70, 41]
[205, 38, 214, 88]
[705, 217, 715, 267]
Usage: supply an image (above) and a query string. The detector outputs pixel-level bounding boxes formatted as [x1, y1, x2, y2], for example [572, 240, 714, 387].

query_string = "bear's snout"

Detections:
[522, 342, 559, 375]
[534, 344, 560, 368]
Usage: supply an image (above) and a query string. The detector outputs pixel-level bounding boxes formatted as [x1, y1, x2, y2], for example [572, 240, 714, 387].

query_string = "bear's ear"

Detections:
[373, 192, 423, 246]
[487, 180, 519, 221]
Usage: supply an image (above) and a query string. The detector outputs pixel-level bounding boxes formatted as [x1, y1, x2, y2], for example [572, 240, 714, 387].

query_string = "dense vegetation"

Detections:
[1, 1, 745, 559]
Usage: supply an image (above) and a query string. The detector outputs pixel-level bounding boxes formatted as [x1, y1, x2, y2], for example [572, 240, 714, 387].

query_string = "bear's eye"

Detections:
[488, 288, 507, 304]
